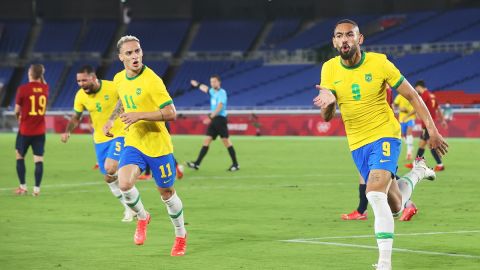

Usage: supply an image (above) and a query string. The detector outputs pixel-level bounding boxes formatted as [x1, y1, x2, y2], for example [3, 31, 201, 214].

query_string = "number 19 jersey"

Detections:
[15, 82, 49, 136]
[320, 51, 404, 151]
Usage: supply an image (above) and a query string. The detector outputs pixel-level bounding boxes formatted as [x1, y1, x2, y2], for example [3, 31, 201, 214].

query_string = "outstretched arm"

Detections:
[61, 111, 82, 143]
[396, 79, 448, 156]
[190, 79, 209, 93]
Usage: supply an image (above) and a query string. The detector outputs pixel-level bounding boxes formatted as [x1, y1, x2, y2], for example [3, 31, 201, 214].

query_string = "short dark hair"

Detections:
[415, 80, 426, 88]
[210, 74, 221, 81]
[334, 19, 359, 34]
[77, 65, 96, 75]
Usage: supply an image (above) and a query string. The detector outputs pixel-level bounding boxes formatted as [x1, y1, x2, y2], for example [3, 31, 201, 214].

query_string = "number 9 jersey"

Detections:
[15, 81, 49, 136]
[320, 51, 404, 151]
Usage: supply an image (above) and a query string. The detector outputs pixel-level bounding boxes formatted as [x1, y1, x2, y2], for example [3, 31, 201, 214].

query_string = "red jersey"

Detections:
[15, 82, 49, 136]
[420, 90, 437, 128]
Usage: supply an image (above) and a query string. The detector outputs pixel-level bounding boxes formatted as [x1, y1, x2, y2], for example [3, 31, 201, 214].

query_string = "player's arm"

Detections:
[61, 111, 82, 143]
[396, 80, 448, 155]
[314, 85, 336, 122]
[103, 99, 124, 137]
[190, 79, 209, 93]
[120, 104, 176, 130]
[210, 102, 223, 119]
[436, 104, 448, 129]
[14, 104, 21, 121]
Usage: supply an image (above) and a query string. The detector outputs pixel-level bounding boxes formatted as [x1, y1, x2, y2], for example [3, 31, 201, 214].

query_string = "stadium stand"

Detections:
[262, 18, 301, 49]
[34, 20, 82, 52]
[79, 20, 117, 54]
[0, 21, 31, 55]
[190, 20, 263, 52]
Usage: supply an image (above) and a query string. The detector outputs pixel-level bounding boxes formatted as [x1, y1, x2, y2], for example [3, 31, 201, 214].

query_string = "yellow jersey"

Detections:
[393, 94, 415, 122]
[73, 80, 124, 143]
[320, 51, 404, 151]
[113, 65, 173, 157]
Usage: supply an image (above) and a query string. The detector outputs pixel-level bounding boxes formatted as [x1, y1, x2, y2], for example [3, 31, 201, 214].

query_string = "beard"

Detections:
[338, 44, 357, 60]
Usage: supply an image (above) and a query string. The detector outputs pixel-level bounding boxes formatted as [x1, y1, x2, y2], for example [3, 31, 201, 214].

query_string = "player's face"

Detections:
[77, 72, 96, 94]
[119, 41, 143, 73]
[333, 23, 363, 60]
[210, 77, 221, 89]
[415, 85, 425, 94]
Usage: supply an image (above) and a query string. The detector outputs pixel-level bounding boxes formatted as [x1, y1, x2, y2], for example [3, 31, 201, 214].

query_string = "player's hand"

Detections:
[103, 120, 115, 137]
[60, 133, 70, 143]
[313, 85, 336, 109]
[190, 80, 199, 88]
[120, 112, 143, 130]
[203, 117, 211, 125]
[428, 129, 449, 157]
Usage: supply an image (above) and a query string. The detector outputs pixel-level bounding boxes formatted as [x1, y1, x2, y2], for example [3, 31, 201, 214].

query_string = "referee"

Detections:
[187, 75, 239, 171]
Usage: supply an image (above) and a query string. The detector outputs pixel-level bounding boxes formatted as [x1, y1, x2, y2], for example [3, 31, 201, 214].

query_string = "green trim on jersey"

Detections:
[375, 232, 394, 239]
[159, 100, 173, 109]
[340, 51, 366, 70]
[126, 65, 146, 81]
[392, 75, 405, 89]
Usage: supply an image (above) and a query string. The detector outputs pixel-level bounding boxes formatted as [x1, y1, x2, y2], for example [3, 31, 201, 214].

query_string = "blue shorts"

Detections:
[119, 146, 176, 188]
[351, 138, 401, 183]
[400, 120, 415, 135]
[94, 137, 124, 175]
[15, 133, 45, 156]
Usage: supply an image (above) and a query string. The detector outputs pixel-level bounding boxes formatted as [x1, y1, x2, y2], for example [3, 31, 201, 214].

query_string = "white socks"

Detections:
[397, 169, 423, 210]
[163, 192, 186, 238]
[406, 135, 414, 155]
[122, 187, 147, 219]
[366, 191, 394, 268]
[107, 180, 130, 211]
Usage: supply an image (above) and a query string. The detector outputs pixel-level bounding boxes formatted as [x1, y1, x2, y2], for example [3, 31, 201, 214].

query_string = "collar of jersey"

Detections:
[126, 65, 146, 80]
[340, 50, 365, 70]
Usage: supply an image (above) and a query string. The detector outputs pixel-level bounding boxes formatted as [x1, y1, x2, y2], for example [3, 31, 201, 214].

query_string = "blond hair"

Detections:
[30, 64, 46, 84]
[117, 35, 140, 52]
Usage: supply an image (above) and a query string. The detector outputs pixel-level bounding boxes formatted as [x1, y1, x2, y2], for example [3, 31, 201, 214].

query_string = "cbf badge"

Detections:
[136, 88, 142, 95]
[104, 95, 109, 100]
[365, 73, 372, 82]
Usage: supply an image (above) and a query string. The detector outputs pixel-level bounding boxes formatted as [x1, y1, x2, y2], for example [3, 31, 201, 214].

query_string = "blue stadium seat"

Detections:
[0, 21, 31, 54]
[34, 20, 82, 52]
[79, 20, 117, 54]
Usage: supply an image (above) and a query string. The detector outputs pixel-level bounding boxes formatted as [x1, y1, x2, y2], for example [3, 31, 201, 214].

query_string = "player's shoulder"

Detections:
[144, 66, 162, 81]
[323, 56, 339, 68]
[113, 69, 126, 83]
[364, 51, 388, 63]
[101, 79, 115, 89]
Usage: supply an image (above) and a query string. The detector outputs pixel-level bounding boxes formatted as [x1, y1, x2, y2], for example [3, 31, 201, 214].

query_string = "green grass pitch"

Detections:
[1, 133, 479, 269]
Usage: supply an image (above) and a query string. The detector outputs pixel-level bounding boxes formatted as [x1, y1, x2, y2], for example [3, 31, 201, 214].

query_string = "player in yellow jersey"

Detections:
[393, 94, 416, 160]
[61, 65, 135, 222]
[103, 36, 186, 256]
[314, 19, 448, 270]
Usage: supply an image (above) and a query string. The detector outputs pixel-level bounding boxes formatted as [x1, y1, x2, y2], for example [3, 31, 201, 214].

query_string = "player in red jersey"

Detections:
[405, 80, 447, 171]
[14, 64, 49, 196]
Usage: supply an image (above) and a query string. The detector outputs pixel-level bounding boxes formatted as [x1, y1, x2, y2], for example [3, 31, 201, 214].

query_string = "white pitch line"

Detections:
[286, 230, 480, 241]
[0, 173, 352, 192]
[281, 239, 480, 259]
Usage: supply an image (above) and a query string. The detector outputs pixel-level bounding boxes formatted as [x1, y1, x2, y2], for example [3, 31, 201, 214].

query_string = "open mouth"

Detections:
[132, 60, 139, 67]
[341, 45, 350, 53]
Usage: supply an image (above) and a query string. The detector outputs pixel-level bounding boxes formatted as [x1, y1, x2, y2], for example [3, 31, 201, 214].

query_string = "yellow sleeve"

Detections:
[393, 94, 401, 106]
[319, 61, 335, 91]
[73, 91, 85, 114]
[151, 77, 173, 109]
[384, 58, 404, 89]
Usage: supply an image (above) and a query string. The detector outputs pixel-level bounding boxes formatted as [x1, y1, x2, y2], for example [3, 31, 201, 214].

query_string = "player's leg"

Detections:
[149, 153, 187, 256]
[187, 135, 213, 170]
[104, 137, 136, 222]
[219, 117, 239, 171]
[31, 134, 46, 196]
[405, 128, 428, 169]
[342, 174, 368, 220]
[405, 121, 415, 160]
[118, 146, 150, 245]
[14, 133, 27, 195]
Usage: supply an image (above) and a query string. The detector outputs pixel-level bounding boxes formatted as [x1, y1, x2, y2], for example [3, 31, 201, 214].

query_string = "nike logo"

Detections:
[163, 179, 172, 184]
[113, 153, 120, 156]
[380, 159, 391, 163]
[334, 80, 342, 84]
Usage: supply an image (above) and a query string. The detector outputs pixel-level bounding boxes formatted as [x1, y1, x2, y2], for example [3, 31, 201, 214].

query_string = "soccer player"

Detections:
[341, 174, 368, 220]
[60, 65, 135, 222]
[314, 19, 448, 270]
[103, 35, 187, 256]
[187, 76, 240, 171]
[405, 80, 448, 171]
[394, 93, 416, 160]
[14, 64, 49, 196]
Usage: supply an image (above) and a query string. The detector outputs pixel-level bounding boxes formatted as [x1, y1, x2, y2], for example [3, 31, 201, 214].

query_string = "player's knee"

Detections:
[104, 174, 117, 183]
[105, 165, 117, 176]
[158, 187, 174, 200]
[33, 155, 44, 163]
[16, 151, 24, 160]
[390, 202, 402, 214]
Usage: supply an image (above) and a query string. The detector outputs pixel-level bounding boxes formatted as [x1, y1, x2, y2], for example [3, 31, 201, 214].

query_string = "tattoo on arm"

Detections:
[66, 112, 82, 133]
[109, 100, 124, 121]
